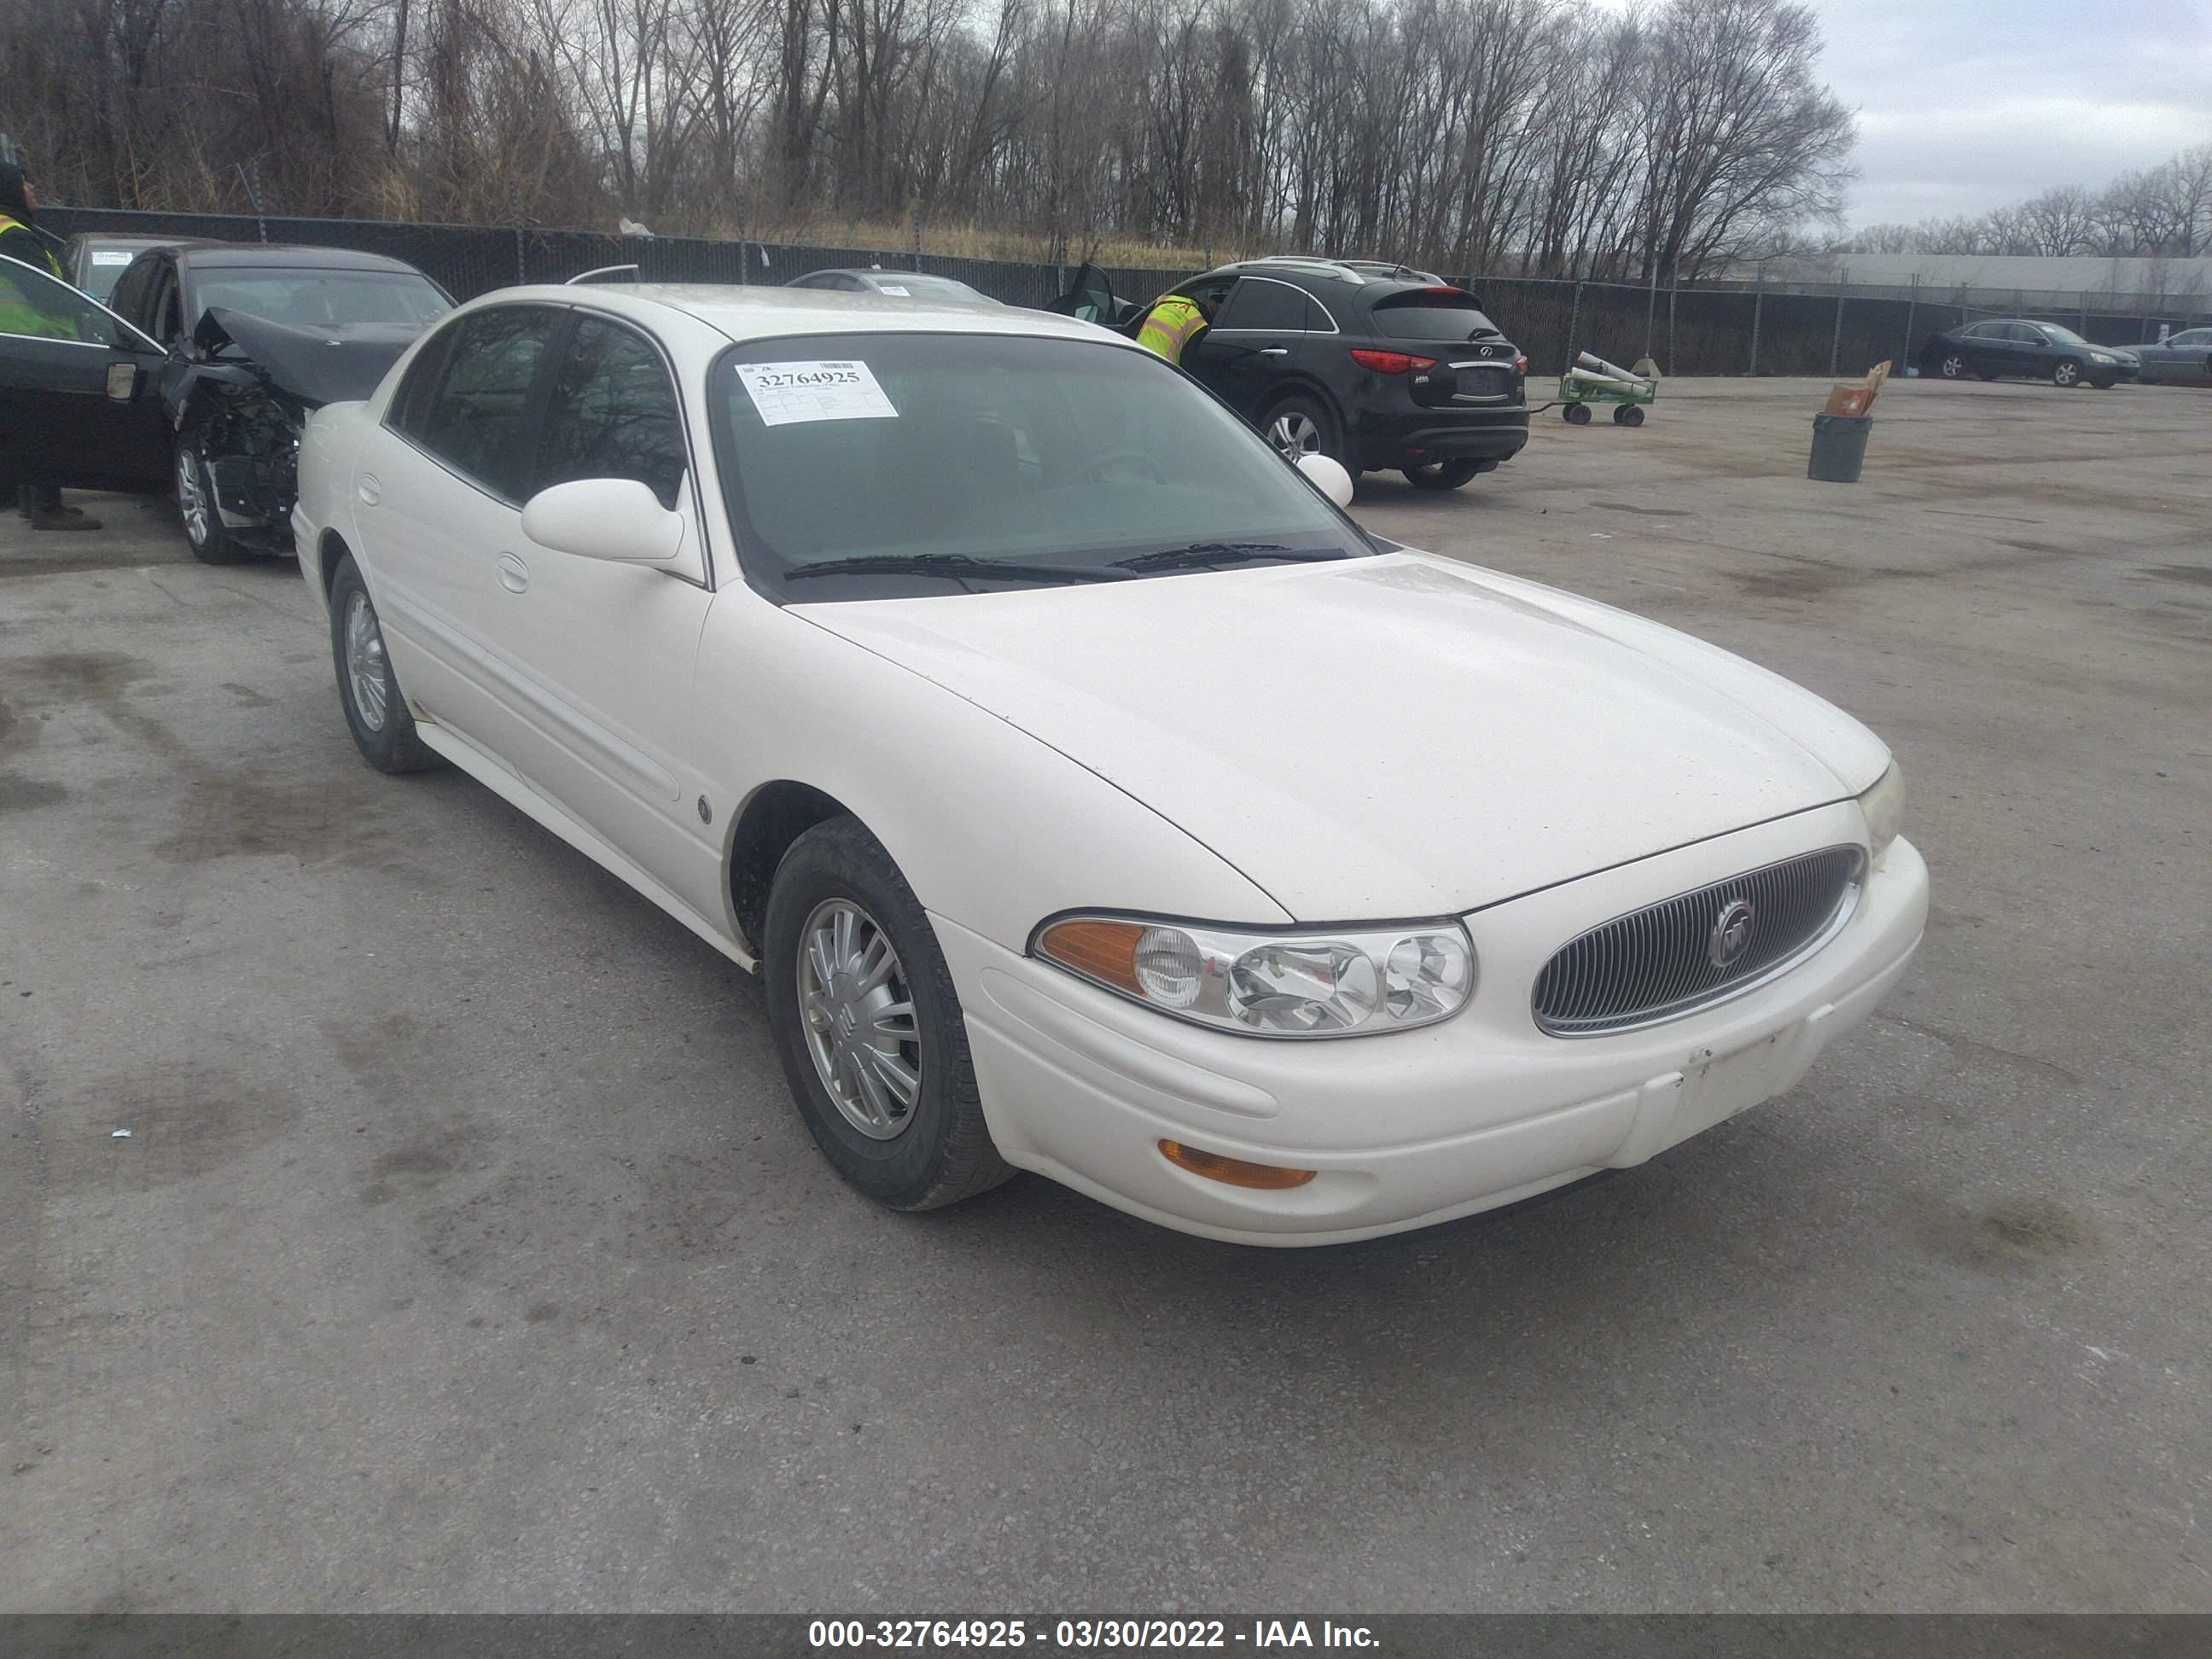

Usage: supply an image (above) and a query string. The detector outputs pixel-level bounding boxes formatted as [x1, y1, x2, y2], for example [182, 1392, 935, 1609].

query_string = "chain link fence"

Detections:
[44, 205, 2212, 380]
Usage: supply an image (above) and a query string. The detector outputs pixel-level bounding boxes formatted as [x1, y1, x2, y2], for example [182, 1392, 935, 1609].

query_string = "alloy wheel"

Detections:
[2054, 360, 2081, 387]
[1940, 354, 1965, 380]
[342, 590, 392, 733]
[176, 445, 211, 545]
[1267, 410, 1323, 461]
[797, 899, 922, 1140]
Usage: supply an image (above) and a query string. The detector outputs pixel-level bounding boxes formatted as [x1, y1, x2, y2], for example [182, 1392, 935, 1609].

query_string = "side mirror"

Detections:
[1295, 451, 1355, 509]
[521, 477, 684, 563]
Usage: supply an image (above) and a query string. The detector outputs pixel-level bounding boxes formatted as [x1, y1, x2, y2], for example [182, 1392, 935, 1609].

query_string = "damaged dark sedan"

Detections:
[105, 242, 452, 561]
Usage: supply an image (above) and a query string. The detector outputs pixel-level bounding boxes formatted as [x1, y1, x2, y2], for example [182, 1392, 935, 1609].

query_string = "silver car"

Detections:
[2132, 326, 2212, 386]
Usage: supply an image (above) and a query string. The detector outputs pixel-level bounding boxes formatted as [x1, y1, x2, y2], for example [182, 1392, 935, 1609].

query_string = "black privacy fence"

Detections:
[44, 206, 2206, 380]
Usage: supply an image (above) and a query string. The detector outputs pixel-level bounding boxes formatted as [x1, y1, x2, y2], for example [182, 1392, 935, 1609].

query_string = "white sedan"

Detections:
[292, 284, 1927, 1246]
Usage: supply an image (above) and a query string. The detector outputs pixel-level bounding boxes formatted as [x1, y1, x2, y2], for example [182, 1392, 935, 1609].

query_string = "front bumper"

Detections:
[1352, 406, 1530, 471]
[939, 803, 1927, 1245]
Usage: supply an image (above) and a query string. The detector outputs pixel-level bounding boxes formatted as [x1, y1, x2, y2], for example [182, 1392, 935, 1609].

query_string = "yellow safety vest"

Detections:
[1137, 295, 1208, 364]
[0, 214, 73, 340]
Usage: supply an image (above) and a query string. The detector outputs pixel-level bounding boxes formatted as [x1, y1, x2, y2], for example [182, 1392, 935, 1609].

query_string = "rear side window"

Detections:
[533, 315, 688, 510]
[1371, 292, 1501, 342]
[409, 306, 562, 499]
[1214, 279, 1311, 332]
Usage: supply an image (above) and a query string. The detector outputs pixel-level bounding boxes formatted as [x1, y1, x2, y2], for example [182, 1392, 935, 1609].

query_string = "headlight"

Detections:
[1858, 761, 1905, 865]
[2092, 352, 2116, 364]
[1034, 915, 1476, 1038]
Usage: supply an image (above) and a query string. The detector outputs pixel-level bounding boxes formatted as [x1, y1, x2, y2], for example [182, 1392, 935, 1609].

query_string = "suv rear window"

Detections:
[1371, 291, 1502, 342]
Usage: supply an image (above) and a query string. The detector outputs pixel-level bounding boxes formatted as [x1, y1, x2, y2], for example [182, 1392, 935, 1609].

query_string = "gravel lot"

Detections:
[3, 375, 2206, 1613]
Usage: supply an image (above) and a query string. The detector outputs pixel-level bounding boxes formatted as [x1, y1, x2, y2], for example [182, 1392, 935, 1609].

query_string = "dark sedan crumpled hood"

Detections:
[195, 308, 422, 409]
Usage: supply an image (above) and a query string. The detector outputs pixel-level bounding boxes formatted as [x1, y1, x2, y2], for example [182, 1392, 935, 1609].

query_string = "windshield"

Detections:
[78, 247, 143, 301]
[713, 332, 1365, 597]
[193, 269, 452, 329]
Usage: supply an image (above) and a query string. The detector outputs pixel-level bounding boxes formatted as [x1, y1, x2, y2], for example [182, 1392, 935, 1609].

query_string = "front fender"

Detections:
[696, 591, 1292, 954]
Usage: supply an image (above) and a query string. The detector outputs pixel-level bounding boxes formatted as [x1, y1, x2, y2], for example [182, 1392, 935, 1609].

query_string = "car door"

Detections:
[351, 302, 567, 766]
[482, 308, 721, 906]
[1185, 276, 1312, 419]
[0, 253, 172, 495]
[2011, 323, 2054, 376]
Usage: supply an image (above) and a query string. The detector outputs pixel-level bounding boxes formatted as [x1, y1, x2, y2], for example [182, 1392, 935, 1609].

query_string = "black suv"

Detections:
[1057, 256, 1529, 489]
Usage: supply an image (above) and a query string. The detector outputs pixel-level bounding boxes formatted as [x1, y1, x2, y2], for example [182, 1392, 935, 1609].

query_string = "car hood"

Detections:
[795, 552, 1892, 920]
[195, 308, 423, 409]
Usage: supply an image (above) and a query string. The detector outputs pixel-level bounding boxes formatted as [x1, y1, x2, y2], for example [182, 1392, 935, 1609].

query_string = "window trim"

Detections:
[0, 252, 164, 353]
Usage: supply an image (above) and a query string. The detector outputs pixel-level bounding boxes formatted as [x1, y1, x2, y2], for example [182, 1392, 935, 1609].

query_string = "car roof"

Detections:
[74, 233, 219, 251]
[176, 244, 434, 276]
[459, 282, 1114, 346]
[802, 268, 974, 283]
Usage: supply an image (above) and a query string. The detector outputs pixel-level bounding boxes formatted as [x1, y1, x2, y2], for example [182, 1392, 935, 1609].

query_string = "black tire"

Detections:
[1260, 392, 1344, 467]
[1613, 404, 1645, 427]
[2091, 375, 2117, 390]
[2052, 358, 2084, 388]
[1937, 353, 1967, 380]
[328, 554, 439, 774]
[764, 817, 1013, 1212]
[1563, 402, 1592, 424]
[1975, 368, 2000, 381]
[175, 423, 244, 565]
[1402, 458, 1483, 490]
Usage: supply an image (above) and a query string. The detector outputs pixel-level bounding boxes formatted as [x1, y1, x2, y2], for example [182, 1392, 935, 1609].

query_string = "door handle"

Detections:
[357, 474, 381, 505]
[497, 552, 530, 594]
[1259, 347, 1289, 357]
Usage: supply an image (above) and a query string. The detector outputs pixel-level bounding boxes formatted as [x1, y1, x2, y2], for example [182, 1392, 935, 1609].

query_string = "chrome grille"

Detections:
[1531, 847, 1865, 1036]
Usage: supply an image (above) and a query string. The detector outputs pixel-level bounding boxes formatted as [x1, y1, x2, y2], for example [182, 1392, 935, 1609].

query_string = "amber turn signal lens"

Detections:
[1037, 917, 1148, 994]
[1158, 1140, 1318, 1190]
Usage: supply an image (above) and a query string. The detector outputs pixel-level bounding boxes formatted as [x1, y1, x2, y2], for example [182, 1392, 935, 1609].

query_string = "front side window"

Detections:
[1214, 279, 1308, 332]
[712, 331, 1364, 599]
[533, 315, 687, 509]
[411, 306, 562, 499]
[0, 254, 134, 346]
[192, 268, 451, 330]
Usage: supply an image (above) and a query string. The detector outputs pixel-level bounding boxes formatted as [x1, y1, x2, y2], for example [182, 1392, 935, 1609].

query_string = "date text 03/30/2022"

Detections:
[806, 1619, 1382, 1650]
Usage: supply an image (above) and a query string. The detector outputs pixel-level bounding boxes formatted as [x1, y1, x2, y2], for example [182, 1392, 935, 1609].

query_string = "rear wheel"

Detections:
[764, 817, 1013, 1211]
[1261, 393, 1342, 467]
[328, 555, 439, 774]
[1938, 353, 1966, 380]
[1402, 458, 1483, 490]
[1612, 404, 1645, 427]
[176, 428, 243, 564]
[2052, 358, 2083, 388]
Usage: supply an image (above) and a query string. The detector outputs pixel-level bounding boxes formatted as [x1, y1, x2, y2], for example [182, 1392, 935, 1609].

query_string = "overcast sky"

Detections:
[1592, 0, 2212, 229]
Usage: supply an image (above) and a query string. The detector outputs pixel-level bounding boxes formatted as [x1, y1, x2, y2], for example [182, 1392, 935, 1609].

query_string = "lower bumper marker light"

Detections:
[1158, 1140, 1317, 1190]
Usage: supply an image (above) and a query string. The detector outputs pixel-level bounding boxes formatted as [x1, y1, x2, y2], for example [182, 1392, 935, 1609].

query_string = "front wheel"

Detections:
[1402, 458, 1483, 490]
[176, 431, 243, 564]
[2052, 358, 2083, 388]
[1563, 402, 1592, 424]
[328, 555, 439, 773]
[764, 817, 1013, 1211]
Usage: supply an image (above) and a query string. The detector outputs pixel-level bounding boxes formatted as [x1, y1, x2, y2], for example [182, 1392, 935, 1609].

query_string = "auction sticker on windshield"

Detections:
[736, 360, 899, 427]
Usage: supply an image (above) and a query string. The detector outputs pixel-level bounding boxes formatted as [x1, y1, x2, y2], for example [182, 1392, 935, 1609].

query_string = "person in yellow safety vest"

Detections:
[0, 159, 102, 531]
[1135, 292, 1210, 364]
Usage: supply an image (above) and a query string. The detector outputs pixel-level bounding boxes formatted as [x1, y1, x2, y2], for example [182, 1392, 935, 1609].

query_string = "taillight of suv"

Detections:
[1349, 348, 1436, 375]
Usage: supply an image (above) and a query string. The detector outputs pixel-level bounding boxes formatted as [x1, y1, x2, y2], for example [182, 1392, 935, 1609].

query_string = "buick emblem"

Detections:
[1708, 899, 1755, 969]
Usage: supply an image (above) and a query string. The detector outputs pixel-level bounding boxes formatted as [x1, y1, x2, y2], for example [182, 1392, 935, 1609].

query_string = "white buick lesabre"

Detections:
[293, 284, 1927, 1246]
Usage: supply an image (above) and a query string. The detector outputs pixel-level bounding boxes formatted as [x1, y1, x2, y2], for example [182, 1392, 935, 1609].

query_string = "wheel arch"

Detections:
[727, 779, 863, 958]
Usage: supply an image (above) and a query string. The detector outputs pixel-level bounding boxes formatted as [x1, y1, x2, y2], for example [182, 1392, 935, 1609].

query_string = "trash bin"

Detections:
[1807, 412, 1872, 483]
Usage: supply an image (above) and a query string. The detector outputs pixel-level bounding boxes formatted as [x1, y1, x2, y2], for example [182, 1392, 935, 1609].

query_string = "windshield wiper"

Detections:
[1112, 542, 1347, 573]
[784, 553, 1131, 585]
